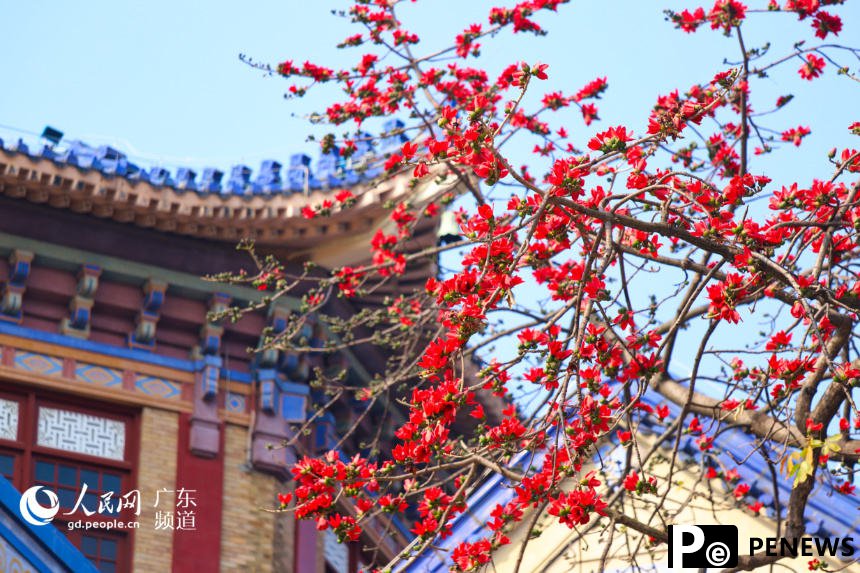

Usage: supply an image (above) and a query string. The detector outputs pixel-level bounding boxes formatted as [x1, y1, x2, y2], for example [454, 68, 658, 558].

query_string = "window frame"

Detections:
[0, 383, 140, 573]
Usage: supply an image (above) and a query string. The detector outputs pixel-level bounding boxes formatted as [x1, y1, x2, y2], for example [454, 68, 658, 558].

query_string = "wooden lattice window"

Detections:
[0, 385, 138, 573]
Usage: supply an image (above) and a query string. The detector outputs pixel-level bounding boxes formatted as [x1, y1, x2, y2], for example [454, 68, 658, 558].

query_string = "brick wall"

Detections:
[220, 423, 285, 573]
[273, 481, 296, 573]
[133, 407, 179, 572]
[132, 412, 292, 572]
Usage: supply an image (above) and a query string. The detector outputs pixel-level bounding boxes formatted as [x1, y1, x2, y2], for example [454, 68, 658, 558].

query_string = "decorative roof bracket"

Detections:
[0, 250, 34, 323]
[128, 278, 167, 349]
[60, 264, 101, 338]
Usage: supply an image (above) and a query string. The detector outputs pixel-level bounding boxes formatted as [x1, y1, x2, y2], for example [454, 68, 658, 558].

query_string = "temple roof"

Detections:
[0, 476, 98, 573]
[403, 395, 858, 572]
[0, 122, 436, 252]
[0, 122, 408, 195]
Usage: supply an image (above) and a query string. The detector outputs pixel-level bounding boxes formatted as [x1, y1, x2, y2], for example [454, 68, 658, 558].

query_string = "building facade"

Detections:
[0, 123, 437, 572]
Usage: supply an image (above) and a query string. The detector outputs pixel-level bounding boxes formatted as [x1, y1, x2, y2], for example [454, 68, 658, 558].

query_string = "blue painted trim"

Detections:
[0, 321, 256, 385]
[0, 321, 193, 370]
[278, 379, 310, 396]
[222, 369, 253, 384]
[222, 369, 251, 384]
[0, 477, 98, 572]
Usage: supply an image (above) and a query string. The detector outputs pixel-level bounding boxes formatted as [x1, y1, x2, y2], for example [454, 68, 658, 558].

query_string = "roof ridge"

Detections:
[0, 120, 409, 196]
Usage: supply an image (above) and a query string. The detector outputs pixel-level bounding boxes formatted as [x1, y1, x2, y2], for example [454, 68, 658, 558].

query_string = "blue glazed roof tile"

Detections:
[148, 166, 173, 187]
[227, 164, 252, 194]
[175, 167, 197, 191]
[401, 393, 858, 572]
[96, 144, 129, 175]
[252, 159, 283, 194]
[37, 144, 57, 160]
[380, 118, 407, 154]
[127, 166, 150, 183]
[317, 151, 344, 188]
[1, 126, 394, 198]
[199, 167, 224, 192]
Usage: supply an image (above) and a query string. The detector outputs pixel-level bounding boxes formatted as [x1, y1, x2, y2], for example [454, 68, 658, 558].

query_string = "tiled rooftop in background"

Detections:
[0, 120, 410, 196]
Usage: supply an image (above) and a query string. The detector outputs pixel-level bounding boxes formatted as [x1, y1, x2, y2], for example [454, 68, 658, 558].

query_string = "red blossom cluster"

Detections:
[623, 471, 658, 495]
[669, 0, 843, 39]
[799, 54, 826, 80]
[256, 0, 860, 570]
[300, 189, 355, 219]
[781, 125, 812, 146]
[291, 452, 374, 542]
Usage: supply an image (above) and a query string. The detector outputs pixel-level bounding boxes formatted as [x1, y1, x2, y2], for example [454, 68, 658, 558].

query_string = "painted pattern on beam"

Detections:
[6, 345, 245, 407]
[225, 393, 246, 414]
[0, 323, 276, 420]
[134, 375, 181, 400]
[13, 351, 63, 376]
[74, 363, 123, 387]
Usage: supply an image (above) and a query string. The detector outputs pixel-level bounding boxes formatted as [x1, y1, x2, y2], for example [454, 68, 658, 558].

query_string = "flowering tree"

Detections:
[231, 0, 860, 570]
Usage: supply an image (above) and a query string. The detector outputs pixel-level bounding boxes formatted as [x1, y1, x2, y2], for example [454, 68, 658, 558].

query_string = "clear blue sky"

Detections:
[2, 0, 856, 182]
[2, 1, 858, 409]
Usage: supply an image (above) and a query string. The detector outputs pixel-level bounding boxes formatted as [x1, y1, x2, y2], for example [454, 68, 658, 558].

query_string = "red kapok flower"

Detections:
[798, 54, 825, 80]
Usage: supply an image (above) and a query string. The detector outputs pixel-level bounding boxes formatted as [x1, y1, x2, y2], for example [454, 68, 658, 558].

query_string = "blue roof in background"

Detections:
[0, 120, 411, 197]
[0, 476, 98, 573]
[402, 394, 859, 572]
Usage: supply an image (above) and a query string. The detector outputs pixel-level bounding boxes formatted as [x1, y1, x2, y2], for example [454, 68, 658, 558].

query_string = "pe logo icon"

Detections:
[668, 525, 738, 570]
[19, 485, 60, 526]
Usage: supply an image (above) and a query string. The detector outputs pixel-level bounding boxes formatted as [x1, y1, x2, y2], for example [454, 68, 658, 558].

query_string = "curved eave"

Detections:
[0, 148, 422, 248]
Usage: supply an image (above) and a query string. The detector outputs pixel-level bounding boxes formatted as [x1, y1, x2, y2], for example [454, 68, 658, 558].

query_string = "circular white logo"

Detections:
[707, 542, 731, 567]
[19, 486, 60, 526]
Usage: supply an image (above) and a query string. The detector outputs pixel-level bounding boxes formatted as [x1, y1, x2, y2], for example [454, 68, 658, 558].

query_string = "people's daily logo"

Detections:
[17, 484, 195, 532]
[19, 485, 60, 526]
